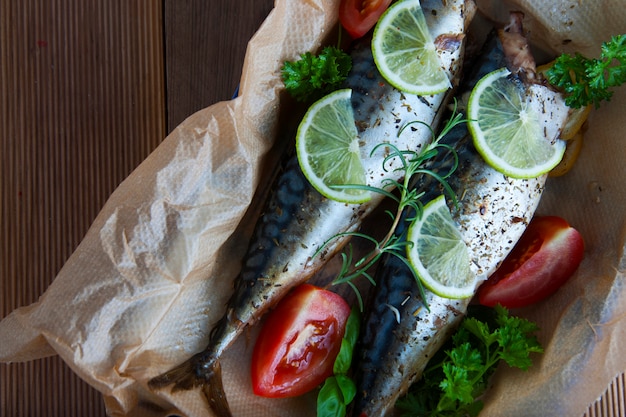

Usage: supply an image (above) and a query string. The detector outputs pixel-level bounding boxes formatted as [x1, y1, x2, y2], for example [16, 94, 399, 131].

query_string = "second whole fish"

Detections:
[350, 13, 573, 417]
[148, 1, 475, 416]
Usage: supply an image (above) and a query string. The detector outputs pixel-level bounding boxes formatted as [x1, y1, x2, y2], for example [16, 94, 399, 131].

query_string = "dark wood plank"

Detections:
[0, 1, 166, 416]
[164, 0, 275, 131]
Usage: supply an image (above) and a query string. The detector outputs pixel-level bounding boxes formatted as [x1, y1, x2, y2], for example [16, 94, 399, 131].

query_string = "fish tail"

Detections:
[148, 356, 197, 391]
[202, 361, 232, 417]
[148, 354, 232, 417]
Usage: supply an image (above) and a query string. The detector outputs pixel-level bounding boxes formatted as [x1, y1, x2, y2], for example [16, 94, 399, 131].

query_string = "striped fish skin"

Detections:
[351, 25, 570, 417]
[147, 1, 473, 415]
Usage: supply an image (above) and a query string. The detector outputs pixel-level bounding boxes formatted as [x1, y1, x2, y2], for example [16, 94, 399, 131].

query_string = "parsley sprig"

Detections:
[396, 305, 544, 417]
[546, 34, 626, 108]
[282, 46, 352, 103]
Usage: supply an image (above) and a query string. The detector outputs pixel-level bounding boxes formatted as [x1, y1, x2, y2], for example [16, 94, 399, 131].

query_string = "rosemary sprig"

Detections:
[316, 105, 467, 310]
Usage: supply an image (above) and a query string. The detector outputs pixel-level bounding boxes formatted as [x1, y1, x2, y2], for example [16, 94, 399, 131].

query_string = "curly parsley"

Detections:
[281, 46, 352, 103]
[546, 34, 626, 108]
[396, 305, 543, 417]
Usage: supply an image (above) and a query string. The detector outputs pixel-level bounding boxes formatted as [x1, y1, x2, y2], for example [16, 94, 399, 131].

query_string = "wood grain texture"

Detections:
[163, 0, 274, 131]
[0, 1, 166, 416]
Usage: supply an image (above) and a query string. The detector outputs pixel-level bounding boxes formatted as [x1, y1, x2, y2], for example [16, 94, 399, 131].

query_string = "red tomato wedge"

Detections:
[339, 0, 393, 39]
[478, 216, 585, 309]
[251, 284, 351, 398]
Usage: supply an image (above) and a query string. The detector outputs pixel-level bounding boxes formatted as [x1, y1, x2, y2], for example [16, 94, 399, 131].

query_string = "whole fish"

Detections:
[148, 1, 474, 415]
[350, 14, 572, 417]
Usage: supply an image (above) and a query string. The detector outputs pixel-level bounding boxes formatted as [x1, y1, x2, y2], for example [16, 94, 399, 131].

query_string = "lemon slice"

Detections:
[296, 88, 369, 204]
[371, 0, 451, 95]
[467, 68, 567, 179]
[549, 131, 584, 177]
[559, 104, 591, 140]
[406, 195, 476, 299]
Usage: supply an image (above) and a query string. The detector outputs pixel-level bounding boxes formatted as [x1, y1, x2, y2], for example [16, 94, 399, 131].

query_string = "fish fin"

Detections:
[148, 355, 199, 391]
[203, 361, 233, 417]
[148, 355, 233, 417]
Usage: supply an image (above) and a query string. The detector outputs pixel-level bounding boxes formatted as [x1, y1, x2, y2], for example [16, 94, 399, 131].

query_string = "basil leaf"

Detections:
[335, 374, 356, 404]
[317, 377, 346, 417]
[334, 308, 360, 375]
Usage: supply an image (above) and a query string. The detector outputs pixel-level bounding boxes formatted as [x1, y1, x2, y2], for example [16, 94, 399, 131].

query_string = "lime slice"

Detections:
[371, 0, 451, 95]
[467, 68, 567, 179]
[296, 88, 369, 204]
[407, 195, 476, 299]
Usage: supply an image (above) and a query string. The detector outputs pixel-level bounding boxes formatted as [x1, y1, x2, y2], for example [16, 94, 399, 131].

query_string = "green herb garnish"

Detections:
[317, 308, 360, 417]
[546, 34, 626, 108]
[316, 105, 466, 311]
[396, 305, 543, 417]
[282, 46, 352, 103]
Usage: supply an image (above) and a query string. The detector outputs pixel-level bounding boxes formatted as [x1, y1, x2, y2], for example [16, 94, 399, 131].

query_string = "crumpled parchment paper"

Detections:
[1, 0, 625, 416]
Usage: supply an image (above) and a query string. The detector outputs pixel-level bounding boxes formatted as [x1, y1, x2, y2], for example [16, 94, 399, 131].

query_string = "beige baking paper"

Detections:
[1, 0, 625, 416]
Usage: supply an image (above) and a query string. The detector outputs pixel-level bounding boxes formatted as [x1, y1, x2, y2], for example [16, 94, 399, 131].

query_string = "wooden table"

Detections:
[0, 0, 622, 416]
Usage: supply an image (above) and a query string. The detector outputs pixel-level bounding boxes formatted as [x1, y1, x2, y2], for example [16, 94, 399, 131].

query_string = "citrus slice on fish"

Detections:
[296, 88, 369, 204]
[406, 195, 477, 299]
[467, 68, 567, 179]
[371, 0, 451, 95]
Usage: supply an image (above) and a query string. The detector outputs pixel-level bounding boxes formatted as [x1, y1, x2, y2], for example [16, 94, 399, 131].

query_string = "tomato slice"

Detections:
[478, 216, 584, 309]
[251, 284, 351, 398]
[339, 0, 393, 39]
